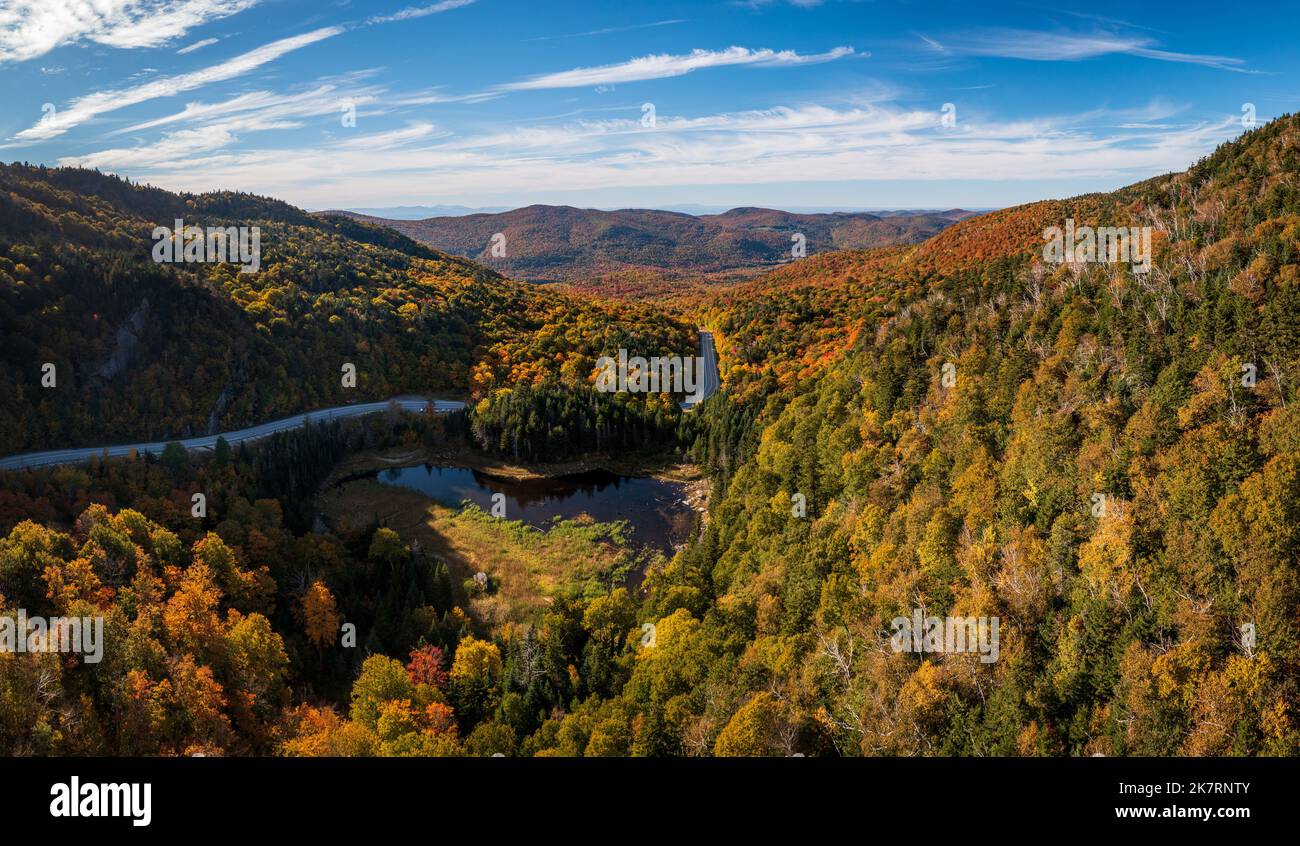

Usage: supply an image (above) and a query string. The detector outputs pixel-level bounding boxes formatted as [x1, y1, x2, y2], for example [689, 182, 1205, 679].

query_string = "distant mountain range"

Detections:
[331, 203, 992, 219]
[319, 204, 982, 284]
[334, 204, 514, 219]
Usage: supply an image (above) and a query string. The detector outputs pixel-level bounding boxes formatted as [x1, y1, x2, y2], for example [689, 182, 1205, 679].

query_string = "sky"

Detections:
[1, 0, 1297, 212]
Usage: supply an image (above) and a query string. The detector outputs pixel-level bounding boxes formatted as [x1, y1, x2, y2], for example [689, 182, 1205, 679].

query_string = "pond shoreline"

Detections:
[311, 434, 714, 635]
[325, 439, 710, 509]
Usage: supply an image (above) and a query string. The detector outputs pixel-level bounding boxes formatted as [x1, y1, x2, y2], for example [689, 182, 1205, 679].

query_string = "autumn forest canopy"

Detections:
[2, 112, 1300, 758]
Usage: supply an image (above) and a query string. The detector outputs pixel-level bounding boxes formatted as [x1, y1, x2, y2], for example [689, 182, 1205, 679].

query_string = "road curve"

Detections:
[681, 329, 720, 411]
[0, 397, 466, 471]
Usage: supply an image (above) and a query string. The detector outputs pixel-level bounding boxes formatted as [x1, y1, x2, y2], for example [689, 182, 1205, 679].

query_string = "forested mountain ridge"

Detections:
[638, 113, 1300, 755]
[681, 114, 1300, 409]
[328, 203, 977, 286]
[0, 163, 698, 454]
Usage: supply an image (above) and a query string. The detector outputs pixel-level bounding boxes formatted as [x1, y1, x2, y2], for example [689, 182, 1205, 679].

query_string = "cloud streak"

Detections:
[13, 26, 344, 141]
[178, 37, 220, 54]
[525, 19, 686, 42]
[0, 0, 260, 63]
[947, 28, 1251, 72]
[498, 45, 858, 90]
[366, 0, 477, 26]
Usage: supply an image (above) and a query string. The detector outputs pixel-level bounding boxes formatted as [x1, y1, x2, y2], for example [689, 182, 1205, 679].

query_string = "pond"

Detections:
[375, 464, 695, 554]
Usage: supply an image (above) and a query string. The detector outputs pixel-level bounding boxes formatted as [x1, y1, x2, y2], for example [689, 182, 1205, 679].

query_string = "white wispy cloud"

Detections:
[948, 29, 1251, 72]
[113, 82, 376, 134]
[498, 45, 858, 91]
[68, 96, 1238, 208]
[916, 34, 947, 53]
[739, 0, 827, 7]
[0, 0, 259, 63]
[525, 19, 686, 42]
[178, 37, 220, 54]
[64, 112, 302, 169]
[367, 0, 476, 26]
[67, 78, 423, 169]
[63, 74, 460, 169]
[13, 26, 344, 141]
[333, 121, 440, 149]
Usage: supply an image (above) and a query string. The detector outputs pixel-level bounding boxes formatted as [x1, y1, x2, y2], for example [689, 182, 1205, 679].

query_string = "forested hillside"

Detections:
[332, 203, 975, 287]
[636, 112, 1300, 755]
[0, 164, 697, 454]
[1, 114, 1298, 757]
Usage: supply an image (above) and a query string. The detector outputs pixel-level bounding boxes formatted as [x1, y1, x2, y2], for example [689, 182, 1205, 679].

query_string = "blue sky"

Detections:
[1, 0, 1296, 211]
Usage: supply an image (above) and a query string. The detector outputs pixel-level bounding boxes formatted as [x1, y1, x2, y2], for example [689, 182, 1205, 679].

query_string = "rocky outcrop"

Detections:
[86, 298, 150, 383]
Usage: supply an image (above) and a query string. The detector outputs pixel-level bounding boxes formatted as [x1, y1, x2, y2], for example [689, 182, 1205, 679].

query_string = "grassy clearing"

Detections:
[317, 479, 655, 635]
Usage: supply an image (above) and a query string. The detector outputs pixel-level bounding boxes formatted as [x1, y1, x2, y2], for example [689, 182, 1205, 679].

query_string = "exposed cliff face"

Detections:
[207, 386, 230, 436]
[85, 297, 150, 384]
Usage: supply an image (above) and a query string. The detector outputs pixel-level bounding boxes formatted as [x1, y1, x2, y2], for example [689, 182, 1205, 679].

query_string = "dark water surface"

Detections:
[375, 464, 694, 553]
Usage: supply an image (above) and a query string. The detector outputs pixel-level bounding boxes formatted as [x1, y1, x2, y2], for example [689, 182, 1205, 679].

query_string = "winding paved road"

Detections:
[681, 329, 720, 411]
[0, 397, 466, 471]
[4, 332, 716, 470]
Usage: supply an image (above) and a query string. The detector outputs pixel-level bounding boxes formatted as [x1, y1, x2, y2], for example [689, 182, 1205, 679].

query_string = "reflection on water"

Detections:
[375, 464, 694, 553]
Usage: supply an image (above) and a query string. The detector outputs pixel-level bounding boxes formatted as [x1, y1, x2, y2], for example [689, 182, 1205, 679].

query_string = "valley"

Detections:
[2, 113, 1299, 760]
[5, 0, 1300, 833]
[328, 204, 979, 294]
